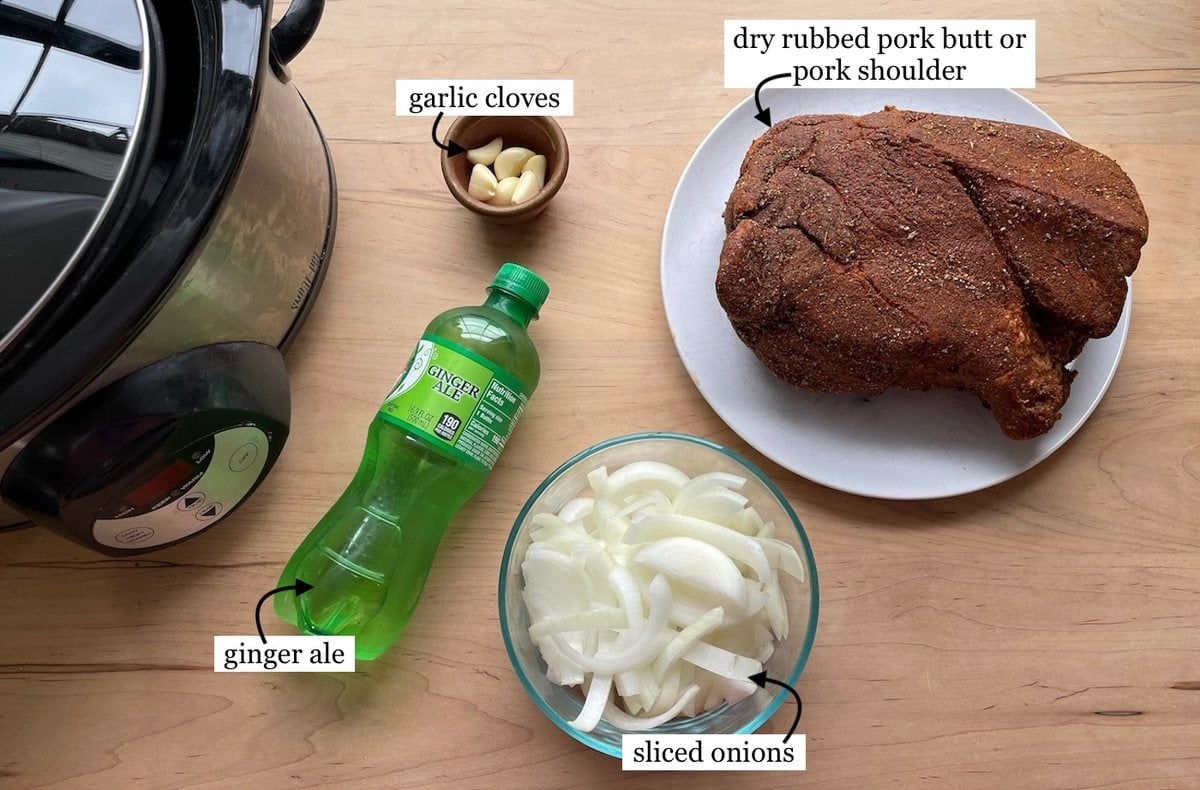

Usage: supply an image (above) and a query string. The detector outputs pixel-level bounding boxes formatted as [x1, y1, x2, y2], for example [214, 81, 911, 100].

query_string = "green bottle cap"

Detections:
[490, 262, 550, 315]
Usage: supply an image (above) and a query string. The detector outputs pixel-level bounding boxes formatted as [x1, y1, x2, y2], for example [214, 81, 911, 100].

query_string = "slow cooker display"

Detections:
[123, 458, 195, 508]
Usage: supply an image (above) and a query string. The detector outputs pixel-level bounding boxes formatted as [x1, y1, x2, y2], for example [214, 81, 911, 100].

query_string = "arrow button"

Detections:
[197, 502, 223, 521]
[178, 492, 206, 511]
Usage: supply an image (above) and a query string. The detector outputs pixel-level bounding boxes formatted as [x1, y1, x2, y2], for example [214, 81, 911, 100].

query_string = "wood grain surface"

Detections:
[2, 1, 1198, 788]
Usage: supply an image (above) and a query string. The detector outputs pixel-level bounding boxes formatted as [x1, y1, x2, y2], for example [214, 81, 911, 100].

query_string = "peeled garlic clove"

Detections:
[522, 154, 547, 186]
[468, 163, 498, 201]
[511, 169, 541, 205]
[494, 146, 535, 179]
[492, 176, 520, 207]
[467, 136, 503, 166]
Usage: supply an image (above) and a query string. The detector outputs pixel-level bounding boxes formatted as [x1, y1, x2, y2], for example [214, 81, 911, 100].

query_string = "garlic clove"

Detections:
[511, 169, 541, 205]
[494, 146, 535, 180]
[522, 154, 547, 187]
[492, 176, 520, 207]
[467, 136, 503, 166]
[468, 163, 498, 201]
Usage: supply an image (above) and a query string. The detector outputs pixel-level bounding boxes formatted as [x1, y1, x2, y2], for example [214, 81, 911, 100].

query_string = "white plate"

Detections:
[660, 88, 1131, 500]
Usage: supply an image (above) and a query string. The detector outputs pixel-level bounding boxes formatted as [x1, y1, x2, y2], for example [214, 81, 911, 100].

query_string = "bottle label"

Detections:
[377, 334, 529, 472]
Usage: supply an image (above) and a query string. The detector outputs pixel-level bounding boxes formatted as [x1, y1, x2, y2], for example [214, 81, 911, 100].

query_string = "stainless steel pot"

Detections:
[0, 0, 336, 554]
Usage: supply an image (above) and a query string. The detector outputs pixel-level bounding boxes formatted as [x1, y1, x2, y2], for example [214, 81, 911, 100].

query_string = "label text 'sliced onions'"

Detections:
[520, 461, 806, 732]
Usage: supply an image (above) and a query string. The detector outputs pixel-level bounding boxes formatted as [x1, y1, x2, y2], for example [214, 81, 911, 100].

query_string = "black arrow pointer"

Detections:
[255, 579, 314, 644]
[753, 71, 792, 127]
[749, 671, 803, 743]
[431, 111, 467, 157]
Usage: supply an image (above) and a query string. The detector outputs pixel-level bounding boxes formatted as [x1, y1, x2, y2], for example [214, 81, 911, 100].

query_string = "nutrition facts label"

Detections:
[455, 379, 526, 469]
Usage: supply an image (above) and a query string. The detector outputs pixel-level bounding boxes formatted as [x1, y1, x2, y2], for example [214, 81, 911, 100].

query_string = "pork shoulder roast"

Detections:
[717, 108, 1148, 439]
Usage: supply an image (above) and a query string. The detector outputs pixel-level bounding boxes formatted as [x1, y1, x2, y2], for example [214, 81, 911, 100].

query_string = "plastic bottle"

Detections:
[275, 263, 548, 659]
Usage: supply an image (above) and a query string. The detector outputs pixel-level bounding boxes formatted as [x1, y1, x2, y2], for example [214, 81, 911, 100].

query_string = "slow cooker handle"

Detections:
[271, 0, 325, 65]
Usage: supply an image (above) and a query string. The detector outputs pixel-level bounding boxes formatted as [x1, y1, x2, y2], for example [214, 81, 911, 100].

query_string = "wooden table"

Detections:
[2, 2, 1197, 787]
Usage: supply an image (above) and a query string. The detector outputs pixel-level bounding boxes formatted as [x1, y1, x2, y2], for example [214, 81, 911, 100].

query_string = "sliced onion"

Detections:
[764, 574, 789, 640]
[674, 472, 749, 519]
[667, 596, 716, 629]
[681, 640, 763, 680]
[530, 627, 585, 686]
[601, 684, 702, 731]
[615, 670, 642, 698]
[590, 496, 628, 545]
[652, 606, 723, 680]
[676, 472, 746, 501]
[700, 676, 726, 712]
[757, 536, 807, 580]
[707, 618, 770, 660]
[678, 488, 751, 525]
[557, 497, 595, 524]
[618, 491, 673, 519]
[734, 506, 765, 536]
[521, 551, 591, 622]
[530, 511, 574, 533]
[649, 663, 683, 716]
[626, 512, 772, 582]
[602, 461, 690, 501]
[719, 676, 758, 705]
[634, 667, 661, 714]
[634, 537, 765, 619]
[527, 516, 595, 556]
[549, 574, 672, 674]
[570, 673, 613, 731]
[582, 551, 617, 605]
[522, 459, 806, 732]
[608, 565, 645, 643]
[528, 607, 627, 641]
[586, 465, 608, 494]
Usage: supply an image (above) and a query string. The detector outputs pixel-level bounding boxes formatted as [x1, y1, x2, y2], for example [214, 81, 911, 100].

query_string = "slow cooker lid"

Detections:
[0, 0, 152, 356]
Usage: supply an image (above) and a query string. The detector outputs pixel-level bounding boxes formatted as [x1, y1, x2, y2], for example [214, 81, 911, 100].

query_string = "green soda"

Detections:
[276, 263, 548, 659]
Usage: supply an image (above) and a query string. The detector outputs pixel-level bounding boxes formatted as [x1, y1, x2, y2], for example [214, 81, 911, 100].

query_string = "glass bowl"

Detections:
[498, 432, 819, 757]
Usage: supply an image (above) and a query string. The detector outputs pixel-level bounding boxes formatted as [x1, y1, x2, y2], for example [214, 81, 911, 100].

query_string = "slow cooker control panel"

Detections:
[92, 425, 270, 550]
[0, 343, 290, 555]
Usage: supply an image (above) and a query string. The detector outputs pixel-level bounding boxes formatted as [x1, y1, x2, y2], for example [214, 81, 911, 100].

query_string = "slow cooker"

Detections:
[0, 0, 336, 554]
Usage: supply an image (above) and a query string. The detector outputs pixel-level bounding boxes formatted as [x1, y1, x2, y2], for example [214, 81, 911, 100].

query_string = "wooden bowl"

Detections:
[440, 116, 569, 224]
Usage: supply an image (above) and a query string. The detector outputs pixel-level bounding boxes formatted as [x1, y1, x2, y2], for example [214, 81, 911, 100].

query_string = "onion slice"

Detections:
[680, 640, 763, 680]
[528, 607, 627, 641]
[602, 461, 690, 501]
[549, 574, 672, 675]
[634, 537, 765, 619]
[608, 565, 645, 643]
[652, 606, 723, 680]
[569, 673, 613, 732]
[601, 684, 702, 731]
[757, 536, 807, 580]
[625, 511, 772, 582]
[557, 497, 595, 524]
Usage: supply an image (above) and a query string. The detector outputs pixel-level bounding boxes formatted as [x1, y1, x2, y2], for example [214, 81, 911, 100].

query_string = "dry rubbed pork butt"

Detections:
[717, 108, 1148, 440]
